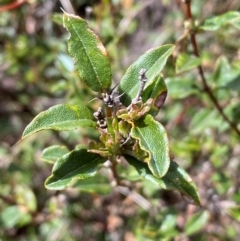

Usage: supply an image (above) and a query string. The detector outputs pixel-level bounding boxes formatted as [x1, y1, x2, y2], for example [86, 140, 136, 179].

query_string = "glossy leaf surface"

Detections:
[118, 44, 175, 106]
[41, 145, 69, 163]
[45, 148, 106, 190]
[131, 114, 170, 178]
[125, 155, 201, 205]
[63, 12, 112, 92]
[22, 104, 96, 140]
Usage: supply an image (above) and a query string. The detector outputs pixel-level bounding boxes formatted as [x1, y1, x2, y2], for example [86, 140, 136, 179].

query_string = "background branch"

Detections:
[181, 0, 240, 137]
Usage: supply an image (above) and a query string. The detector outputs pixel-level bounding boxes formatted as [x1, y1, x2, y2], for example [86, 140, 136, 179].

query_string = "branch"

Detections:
[0, 0, 28, 12]
[181, 0, 240, 137]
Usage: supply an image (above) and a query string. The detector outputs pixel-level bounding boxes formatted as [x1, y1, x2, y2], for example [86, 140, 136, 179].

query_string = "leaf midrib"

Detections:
[50, 156, 103, 185]
[69, 18, 103, 90]
[133, 127, 162, 175]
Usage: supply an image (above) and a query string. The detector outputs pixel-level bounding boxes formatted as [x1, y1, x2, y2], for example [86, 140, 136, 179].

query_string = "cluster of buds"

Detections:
[93, 107, 107, 128]
[94, 69, 148, 128]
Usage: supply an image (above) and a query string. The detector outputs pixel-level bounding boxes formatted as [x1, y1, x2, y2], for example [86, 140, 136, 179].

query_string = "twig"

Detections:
[59, 0, 75, 14]
[111, 160, 121, 186]
[181, 0, 240, 137]
[0, 193, 16, 205]
[115, 186, 152, 211]
[0, 0, 28, 12]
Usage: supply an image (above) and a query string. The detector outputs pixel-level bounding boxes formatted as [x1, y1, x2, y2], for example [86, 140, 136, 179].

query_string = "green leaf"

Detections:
[200, 11, 240, 31]
[22, 104, 96, 140]
[130, 114, 170, 178]
[212, 56, 240, 87]
[184, 211, 209, 236]
[14, 185, 37, 212]
[165, 76, 199, 99]
[41, 145, 69, 163]
[45, 148, 106, 190]
[190, 108, 228, 134]
[63, 13, 112, 92]
[73, 174, 113, 195]
[225, 75, 240, 91]
[0, 206, 32, 228]
[125, 155, 201, 205]
[63, 12, 112, 92]
[142, 75, 168, 116]
[176, 53, 201, 74]
[118, 44, 175, 106]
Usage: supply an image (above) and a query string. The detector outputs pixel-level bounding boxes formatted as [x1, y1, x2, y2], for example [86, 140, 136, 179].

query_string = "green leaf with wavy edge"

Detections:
[41, 145, 69, 164]
[22, 104, 96, 140]
[63, 12, 112, 92]
[130, 114, 170, 178]
[118, 44, 175, 106]
[176, 53, 201, 74]
[45, 148, 106, 190]
[199, 11, 240, 31]
[125, 155, 200, 205]
[142, 75, 168, 116]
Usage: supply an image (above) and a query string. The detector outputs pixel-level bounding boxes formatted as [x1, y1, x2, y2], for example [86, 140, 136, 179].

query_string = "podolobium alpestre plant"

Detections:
[20, 12, 200, 205]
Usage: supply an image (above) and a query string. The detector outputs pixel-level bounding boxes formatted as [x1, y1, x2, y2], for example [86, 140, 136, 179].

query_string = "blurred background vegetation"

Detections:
[0, 0, 240, 240]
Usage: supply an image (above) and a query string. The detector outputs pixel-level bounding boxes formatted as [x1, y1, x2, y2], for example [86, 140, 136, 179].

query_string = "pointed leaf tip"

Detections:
[63, 12, 112, 92]
[119, 44, 175, 106]
[125, 155, 201, 205]
[22, 104, 96, 140]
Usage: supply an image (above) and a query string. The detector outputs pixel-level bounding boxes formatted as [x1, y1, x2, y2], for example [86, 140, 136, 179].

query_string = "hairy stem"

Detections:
[182, 0, 240, 136]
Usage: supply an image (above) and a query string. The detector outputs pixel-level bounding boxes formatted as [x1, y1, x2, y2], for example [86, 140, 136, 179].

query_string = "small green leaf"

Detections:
[125, 155, 200, 205]
[199, 11, 240, 31]
[131, 114, 170, 178]
[45, 148, 106, 190]
[225, 75, 240, 91]
[0, 206, 32, 228]
[14, 185, 37, 212]
[22, 104, 96, 140]
[41, 145, 69, 163]
[184, 211, 209, 236]
[165, 76, 198, 99]
[212, 56, 240, 87]
[176, 53, 202, 74]
[74, 174, 113, 195]
[63, 12, 112, 92]
[118, 44, 175, 106]
[142, 75, 168, 116]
